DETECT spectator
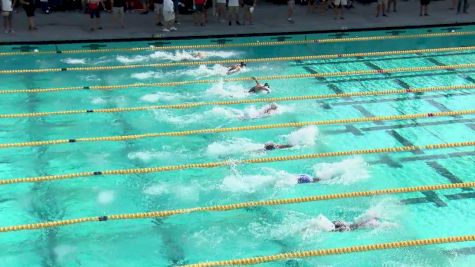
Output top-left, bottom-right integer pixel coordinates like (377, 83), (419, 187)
(2, 0), (15, 33)
(172, 0), (179, 24)
(288, 0), (295, 23)
(243, 0), (255, 25)
(376, 0), (387, 17)
(333, 0), (346, 19)
(20, 0), (37, 30)
(140, 0), (150, 13)
(204, 0), (212, 23)
(216, 0), (227, 22)
(456, 0), (469, 13)
(112, 0), (125, 28)
(420, 0), (429, 16)
(227, 0), (240, 25)
(162, 0), (176, 31)
(387, 0), (396, 12)
(193, 0), (206, 26)
(87, 0), (103, 31)
(154, 0), (163, 26)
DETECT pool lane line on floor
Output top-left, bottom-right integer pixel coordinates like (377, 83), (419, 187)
(0, 140), (474, 186)
(1, 63), (475, 94)
(1, 180), (475, 233)
(2, 45), (475, 74)
(1, 84), (474, 119)
(1, 109), (474, 149)
(184, 234), (475, 267)
(1, 31), (474, 57)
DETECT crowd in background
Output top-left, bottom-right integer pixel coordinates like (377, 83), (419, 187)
(1, 0), (471, 34)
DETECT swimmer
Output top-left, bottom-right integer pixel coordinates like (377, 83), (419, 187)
(227, 62), (246, 75)
(193, 52), (206, 59)
(332, 216), (381, 232)
(296, 174), (321, 184)
(263, 142), (293, 151)
(262, 103), (278, 115)
(249, 77), (271, 94)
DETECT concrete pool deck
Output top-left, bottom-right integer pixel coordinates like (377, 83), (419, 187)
(0, 1), (473, 44)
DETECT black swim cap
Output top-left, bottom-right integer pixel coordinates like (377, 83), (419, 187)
(241, 62), (246, 66)
(264, 83), (269, 87)
(264, 143), (276, 150)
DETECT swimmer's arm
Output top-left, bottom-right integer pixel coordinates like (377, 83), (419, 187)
(252, 77), (260, 85)
(312, 177), (322, 183)
(276, 144), (293, 149)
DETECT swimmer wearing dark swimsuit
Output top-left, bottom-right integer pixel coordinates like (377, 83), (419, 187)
(264, 142), (293, 151)
(227, 62), (246, 75)
(249, 77), (270, 94)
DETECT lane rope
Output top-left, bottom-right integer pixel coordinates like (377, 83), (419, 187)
(183, 234), (475, 266)
(1, 84), (474, 119)
(1, 63), (475, 94)
(1, 46), (475, 74)
(1, 109), (474, 149)
(0, 141), (474, 186)
(0, 31), (474, 56)
(1, 181), (474, 232)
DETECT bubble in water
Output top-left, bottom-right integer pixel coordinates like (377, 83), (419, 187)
(97, 190), (115, 205)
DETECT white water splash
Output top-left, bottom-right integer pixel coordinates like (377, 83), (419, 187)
(91, 97), (107, 105)
(131, 71), (163, 80)
(285, 125), (319, 147)
(313, 157), (370, 185)
(116, 55), (149, 64)
(184, 64), (230, 77)
(128, 150), (175, 163)
(140, 91), (183, 103)
(205, 80), (249, 99)
(61, 58), (86, 64)
(206, 138), (263, 157)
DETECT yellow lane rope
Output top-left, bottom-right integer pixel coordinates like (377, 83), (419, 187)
(1, 181), (475, 232)
(183, 234), (475, 267)
(1, 63), (474, 94)
(1, 109), (474, 149)
(0, 141), (474, 186)
(0, 31), (474, 56)
(1, 84), (474, 119)
(1, 45), (475, 74)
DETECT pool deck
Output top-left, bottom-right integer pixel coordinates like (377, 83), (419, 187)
(0, 1), (474, 44)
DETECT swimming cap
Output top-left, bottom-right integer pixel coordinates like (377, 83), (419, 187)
(297, 174), (312, 184)
(264, 143), (276, 150)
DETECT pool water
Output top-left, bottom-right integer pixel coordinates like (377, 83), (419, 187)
(1, 25), (475, 266)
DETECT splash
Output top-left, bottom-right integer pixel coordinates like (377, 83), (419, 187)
(354, 198), (401, 229)
(116, 55), (149, 64)
(61, 58), (86, 64)
(313, 156), (370, 185)
(205, 80), (249, 99)
(206, 138), (263, 157)
(128, 150), (174, 163)
(149, 50), (239, 61)
(139, 91), (182, 103)
(286, 125), (319, 147)
(220, 167), (297, 193)
(184, 64), (229, 77)
(97, 190), (115, 205)
(91, 97), (107, 105)
(131, 71), (162, 80)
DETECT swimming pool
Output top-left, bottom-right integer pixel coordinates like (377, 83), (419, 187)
(1, 25), (475, 266)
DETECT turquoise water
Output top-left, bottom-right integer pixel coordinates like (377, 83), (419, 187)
(1, 25), (475, 266)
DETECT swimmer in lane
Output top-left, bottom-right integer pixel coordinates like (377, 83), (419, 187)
(227, 62), (246, 75)
(249, 77), (271, 94)
(332, 216), (382, 232)
(296, 174), (322, 184)
(192, 52), (206, 59)
(263, 142), (293, 151)
(262, 103), (278, 115)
